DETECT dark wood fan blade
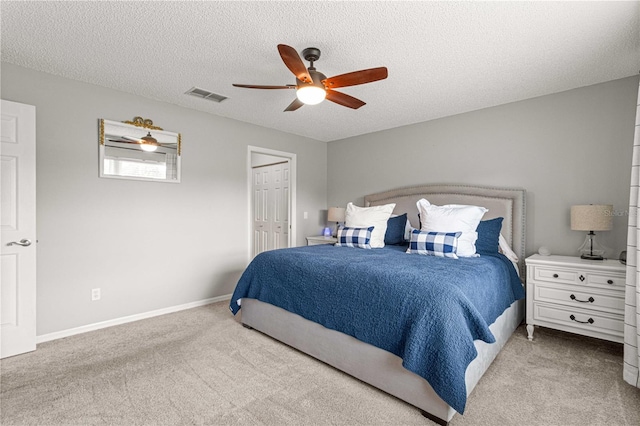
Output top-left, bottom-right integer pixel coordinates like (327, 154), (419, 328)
(277, 44), (312, 84)
(284, 98), (304, 112)
(322, 67), (388, 89)
(233, 84), (295, 89)
(325, 90), (366, 109)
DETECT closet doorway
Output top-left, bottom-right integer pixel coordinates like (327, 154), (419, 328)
(248, 146), (296, 259)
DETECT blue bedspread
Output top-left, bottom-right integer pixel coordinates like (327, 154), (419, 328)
(229, 244), (524, 414)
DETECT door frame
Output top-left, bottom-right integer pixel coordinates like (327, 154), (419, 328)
(247, 146), (296, 261)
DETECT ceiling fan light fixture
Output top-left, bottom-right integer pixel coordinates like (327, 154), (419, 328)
(140, 132), (159, 152)
(296, 85), (326, 105)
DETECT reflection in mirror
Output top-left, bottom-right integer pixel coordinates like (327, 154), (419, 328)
(99, 118), (181, 183)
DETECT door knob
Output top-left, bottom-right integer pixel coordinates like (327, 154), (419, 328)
(7, 239), (31, 247)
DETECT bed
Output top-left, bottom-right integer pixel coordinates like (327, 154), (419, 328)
(230, 184), (526, 425)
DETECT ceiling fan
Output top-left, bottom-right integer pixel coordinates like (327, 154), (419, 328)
(233, 44), (388, 111)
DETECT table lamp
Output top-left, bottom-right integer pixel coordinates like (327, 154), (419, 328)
(570, 204), (613, 260)
(327, 207), (346, 237)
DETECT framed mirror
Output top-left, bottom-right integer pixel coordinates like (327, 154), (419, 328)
(99, 118), (181, 183)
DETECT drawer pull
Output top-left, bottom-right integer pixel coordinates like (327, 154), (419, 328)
(570, 314), (594, 325)
(553, 274), (559, 278)
(579, 275), (585, 282)
(570, 294), (594, 303)
(607, 279), (614, 285)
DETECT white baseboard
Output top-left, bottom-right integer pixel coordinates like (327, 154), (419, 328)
(36, 294), (232, 344)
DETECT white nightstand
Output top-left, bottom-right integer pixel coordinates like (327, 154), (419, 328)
(525, 254), (625, 343)
(306, 236), (337, 246)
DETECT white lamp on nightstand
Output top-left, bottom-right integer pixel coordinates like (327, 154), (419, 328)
(327, 207), (346, 237)
(570, 204), (613, 260)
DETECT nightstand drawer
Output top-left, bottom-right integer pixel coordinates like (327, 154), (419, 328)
(534, 267), (580, 285)
(533, 303), (623, 337)
(588, 273), (624, 288)
(535, 285), (623, 315)
(533, 266), (624, 290)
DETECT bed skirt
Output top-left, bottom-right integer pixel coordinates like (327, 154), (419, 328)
(240, 296), (524, 425)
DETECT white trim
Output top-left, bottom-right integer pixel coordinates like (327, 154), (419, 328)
(247, 146), (297, 262)
(35, 294), (231, 344)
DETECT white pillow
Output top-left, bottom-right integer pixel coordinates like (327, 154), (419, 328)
(499, 234), (520, 277)
(404, 218), (412, 241)
(345, 202), (395, 248)
(416, 198), (431, 214)
(416, 200), (487, 257)
(499, 234), (519, 263)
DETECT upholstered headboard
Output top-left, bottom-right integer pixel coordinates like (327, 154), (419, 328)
(364, 184), (526, 276)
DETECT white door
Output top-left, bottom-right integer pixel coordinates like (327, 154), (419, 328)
(252, 161), (290, 257)
(273, 162), (290, 250)
(1, 99), (37, 358)
(252, 166), (271, 256)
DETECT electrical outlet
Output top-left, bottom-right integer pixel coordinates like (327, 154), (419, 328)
(303, 211), (308, 219)
(91, 288), (101, 301)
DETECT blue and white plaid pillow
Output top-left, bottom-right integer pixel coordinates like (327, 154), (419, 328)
(335, 226), (374, 249)
(407, 229), (462, 258)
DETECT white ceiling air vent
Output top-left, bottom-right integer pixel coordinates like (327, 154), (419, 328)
(185, 87), (228, 103)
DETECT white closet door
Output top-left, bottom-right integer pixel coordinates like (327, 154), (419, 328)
(279, 163), (290, 249)
(251, 161), (290, 256)
(272, 163), (290, 250)
(253, 167), (271, 257)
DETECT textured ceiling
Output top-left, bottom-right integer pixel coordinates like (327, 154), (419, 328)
(1, 1), (639, 142)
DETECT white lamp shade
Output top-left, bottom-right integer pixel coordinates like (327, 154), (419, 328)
(327, 207), (346, 222)
(296, 85), (326, 105)
(570, 204), (613, 231)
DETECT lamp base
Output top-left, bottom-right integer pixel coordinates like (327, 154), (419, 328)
(577, 231), (607, 261)
(580, 253), (604, 261)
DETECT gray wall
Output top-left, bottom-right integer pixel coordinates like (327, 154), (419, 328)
(1, 63), (327, 336)
(3, 60), (636, 337)
(328, 76), (639, 259)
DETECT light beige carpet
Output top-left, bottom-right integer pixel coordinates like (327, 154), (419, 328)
(1, 301), (638, 425)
